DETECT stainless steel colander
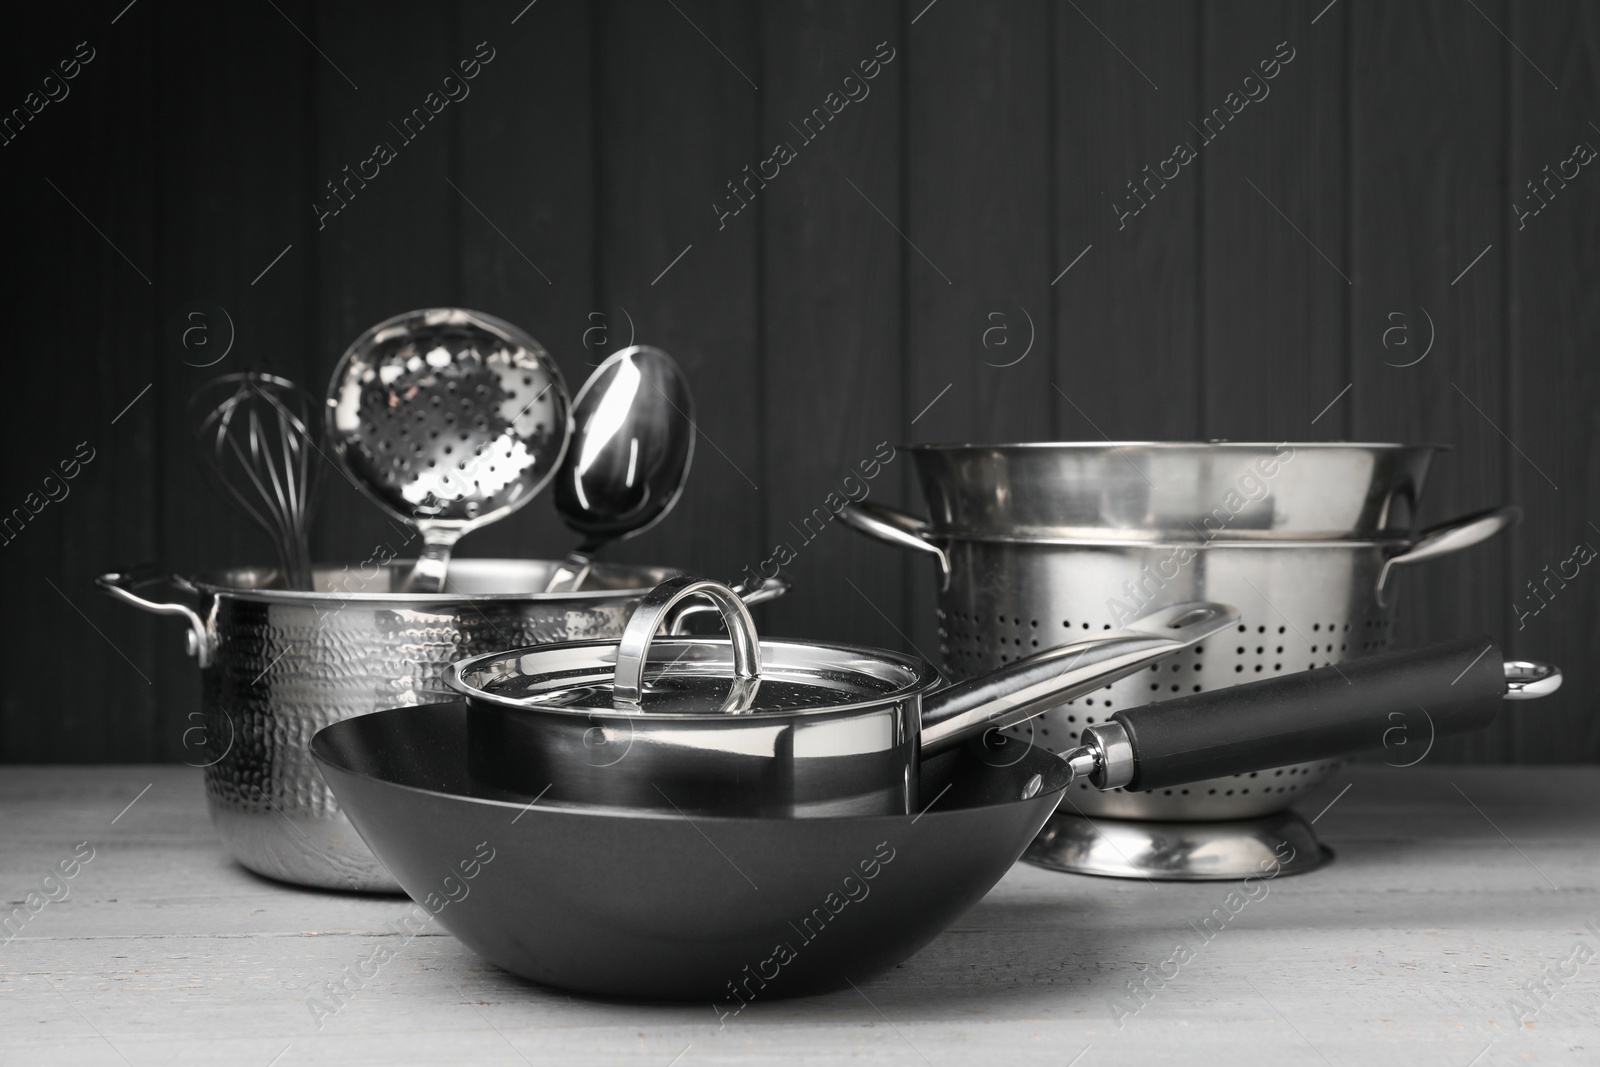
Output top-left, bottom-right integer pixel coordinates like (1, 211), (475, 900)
(840, 441), (1518, 821)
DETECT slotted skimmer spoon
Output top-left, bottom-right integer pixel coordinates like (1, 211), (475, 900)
(543, 345), (695, 592)
(326, 308), (571, 593)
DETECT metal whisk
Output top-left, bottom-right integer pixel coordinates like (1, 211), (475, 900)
(192, 373), (323, 590)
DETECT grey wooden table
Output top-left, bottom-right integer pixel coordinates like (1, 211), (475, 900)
(2, 764), (1597, 1066)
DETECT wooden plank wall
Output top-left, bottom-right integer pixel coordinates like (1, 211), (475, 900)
(2, 0), (1596, 764)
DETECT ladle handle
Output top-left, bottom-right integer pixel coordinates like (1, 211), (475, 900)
(919, 601), (1239, 755)
(614, 577), (762, 713)
(403, 529), (460, 594)
(1090, 638), (1561, 792)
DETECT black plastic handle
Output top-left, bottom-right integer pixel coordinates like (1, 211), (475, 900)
(1113, 638), (1505, 792)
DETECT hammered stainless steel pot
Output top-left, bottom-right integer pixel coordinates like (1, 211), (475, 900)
(840, 441), (1520, 821)
(448, 577), (1237, 817)
(97, 560), (786, 891)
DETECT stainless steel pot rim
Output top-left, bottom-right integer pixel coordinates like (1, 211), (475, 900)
(448, 636), (944, 721)
(903, 440), (1452, 452)
(180, 559), (689, 604)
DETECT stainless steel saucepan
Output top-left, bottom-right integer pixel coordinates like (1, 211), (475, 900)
(97, 561), (787, 890)
(448, 578), (1239, 816)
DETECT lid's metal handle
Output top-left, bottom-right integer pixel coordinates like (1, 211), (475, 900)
(613, 577), (762, 713)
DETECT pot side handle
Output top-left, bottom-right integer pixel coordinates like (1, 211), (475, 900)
(1377, 504), (1521, 601)
(838, 502), (951, 589)
(95, 569), (213, 668)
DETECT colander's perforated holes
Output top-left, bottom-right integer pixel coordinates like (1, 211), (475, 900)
(1276, 646), (1283, 653)
(1181, 788), (1191, 795)
(1103, 624), (1111, 629)
(1255, 665), (1264, 672)
(1104, 700), (1113, 708)
(1031, 639), (1039, 647)
(1085, 716), (1096, 724)
(1085, 698), (1094, 706)
(1237, 646), (1245, 654)
(1150, 665), (1160, 672)
(1274, 664), (1282, 671)
(1248, 772), (1258, 778)
(1192, 684), (1201, 692)
(1256, 646), (1264, 654)
(1258, 626), (1266, 633)
(1066, 715), (1076, 723)
(1236, 665), (1244, 673)
(1171, 664), (1181, 672)
(1193, 663), (1202, 671)
(1170, 684), (1180, 691)
(1313, 623), (1321, 631)
(1031, 620), (1038, 628)
(1208, 788), (1217, 795)
(1279, 626), (1286, 634)
(1238, 625), (1247, 633)
(1225, 789), (1235, 796)
(1150, 683), (1160, 691)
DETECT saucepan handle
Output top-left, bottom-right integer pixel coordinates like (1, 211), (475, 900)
(1376, 505), (1521, 601)
(838, 502), (952, 590)
(95, 568), (213, 668)
(1087, 638), (1560, 792)
(919, 601), (1240, 755)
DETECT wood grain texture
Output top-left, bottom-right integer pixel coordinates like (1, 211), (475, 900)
(1349, 0), (1513, 762)
(758, 2), (906, 648)
(1200, 0), (1349, 442)
(2, 764), (1597, 1064)
(1, 1), (1598, 765)
(309, 0), (464, 568)
(593, 0), (764, 588)
(1505, 1), (1600, 761)
(905, 0), (1055, 660)
(1055, 0), (1203, 441)
(2, 3), (162, 761)
(455, 0), (594, 564)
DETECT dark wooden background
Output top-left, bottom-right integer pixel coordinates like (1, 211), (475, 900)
(2, 0), (1596, 764)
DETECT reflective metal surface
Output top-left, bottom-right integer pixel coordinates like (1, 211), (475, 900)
(311, 702), (1073, 1000)
(449, 582), (1232, 817)
(97, 560), (786, 891)
(326, 308), (571, 592)
(1024, 807), (1332, 880)
(545, 346), (694, 592)
(191, 373), (323, 590)
(845, 502), (1517, 821)
(907, 441), (1443, 542)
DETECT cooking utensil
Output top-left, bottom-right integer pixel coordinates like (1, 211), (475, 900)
(326, 308), (571, 594)
(449, 577), (1238, 816)
(191, 373), (323, 591)
(839, 442), (1518, 823)
(543, 345), (695, 593)
(311, 640), (1556, 1000)
(96, 561), (788, 891)
(903, 441), (1443, 542)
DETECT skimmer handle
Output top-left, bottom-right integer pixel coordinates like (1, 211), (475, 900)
(613, 577), (762, 713)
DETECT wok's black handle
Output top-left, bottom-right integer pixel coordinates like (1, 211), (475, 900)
(1112, 638), (1505, 792)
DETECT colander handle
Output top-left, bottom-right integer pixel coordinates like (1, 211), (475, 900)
(1377, 505), (1521, 600)
(95, 569), (213, 668)
(838, 503), (951, 589)
(1076, 638), (1560, 793)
